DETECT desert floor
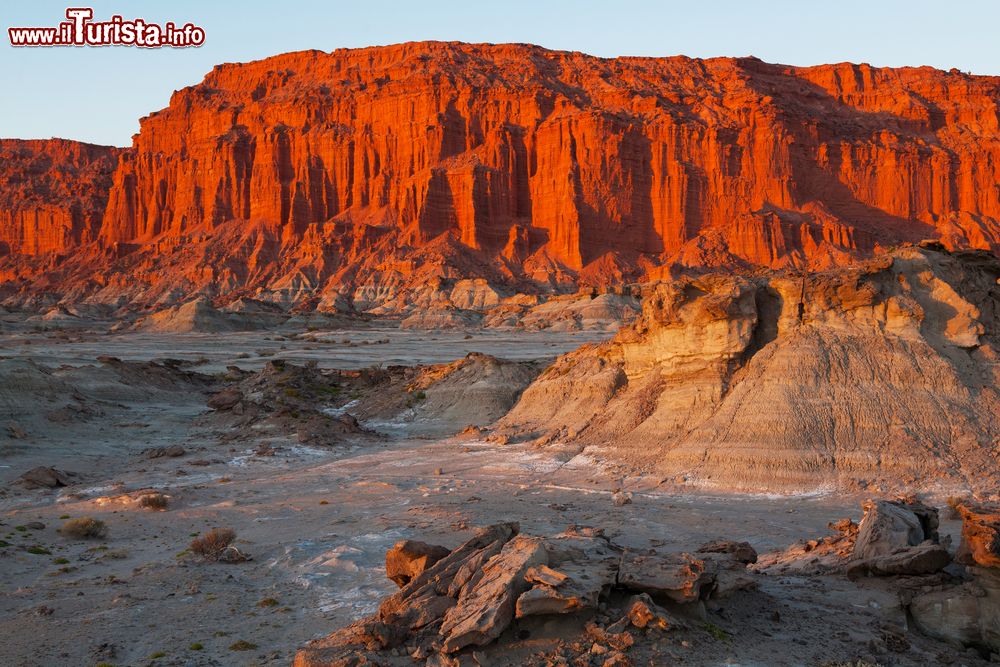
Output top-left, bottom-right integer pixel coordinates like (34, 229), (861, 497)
(0, 323), (981, 667)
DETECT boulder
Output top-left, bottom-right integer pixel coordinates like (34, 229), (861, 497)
(751, 518), (858, 575)
(617, 551), (715, 603)
(17, 466), (72, 489)
(385, 540), (451, 587)
(611, 491), (633, 507)
(852, 499), (939, 560)
(207, 388), (244, 411)
(524, 564), (569, 587)
(909, 568), (1000, 653)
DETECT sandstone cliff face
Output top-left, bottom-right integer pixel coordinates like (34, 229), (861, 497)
(0, 139), (119, 257)
(2, 43), (1000, 309)
(495, 246), (1000, 494)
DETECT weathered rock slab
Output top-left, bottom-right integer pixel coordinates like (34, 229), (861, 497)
(385, 539), (451, 587)
(846, 543), (951, 578)
(617, 551), (714, 603)
(440, 535), (547, 652)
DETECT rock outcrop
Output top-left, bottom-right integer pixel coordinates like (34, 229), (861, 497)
(349, 352), (543, 437)
(755, 500), (1000, 655)
(295, 523), (749, 666)
(3, 43), (1000, 311)
(907, 503), (1000, 655)
(754, 498), (950, 578)
(494, 246), (1000, 494)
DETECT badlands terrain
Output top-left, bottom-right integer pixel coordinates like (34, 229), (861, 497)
(1, 41), (1000, 667)
(1, 244), (999, 667)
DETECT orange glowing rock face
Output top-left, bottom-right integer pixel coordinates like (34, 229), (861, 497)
(1, 43), (999, 304)
(0, 139), (119, 257)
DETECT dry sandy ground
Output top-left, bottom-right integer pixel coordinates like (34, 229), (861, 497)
(1, 324), (607, 373)
(0, 324), (988, 667)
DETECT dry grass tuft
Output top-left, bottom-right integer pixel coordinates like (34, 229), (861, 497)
(59, 517), (107, 539)
(138, 493), (169, 510)
(190, 528), (247, 562)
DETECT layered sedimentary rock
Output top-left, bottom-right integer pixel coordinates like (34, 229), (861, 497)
(0, 139), (119, 257)
(494, 246), (1000, 493)
(2, 43), (1000, 309)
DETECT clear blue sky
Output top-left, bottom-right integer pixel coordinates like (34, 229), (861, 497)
(1, 0), (996, 146)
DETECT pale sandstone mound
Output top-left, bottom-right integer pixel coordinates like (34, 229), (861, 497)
(400, 306), (484, 330)
(495, 247), (1000, 494)
(504, 292), (641, 332)
(351, 352), (542, 437)
(133, 298), (266, 333)
(400, 290), (640, 331)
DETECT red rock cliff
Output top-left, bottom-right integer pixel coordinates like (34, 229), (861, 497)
(2, 43), (1000, 306)
(0, 139), (119, 257)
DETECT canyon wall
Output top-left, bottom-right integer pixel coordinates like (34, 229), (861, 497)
(2, 43), (1000, 308)
(0, 139), (119, 257)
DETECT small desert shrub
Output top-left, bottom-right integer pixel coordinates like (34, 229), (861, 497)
(190, 528), (246, 562)
(189, 642), (203, 650)
(52, 557), (69, 564)
(257, 597), (279, 607)
(138, 493), (169, 510)
(26, 545), (51, 555)
(59, 517), (108, 539)
(229, 640), (257, 651)
(703, 621), (730, 641)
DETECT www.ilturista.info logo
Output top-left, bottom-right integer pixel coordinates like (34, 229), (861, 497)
(8, 8), (205, 47)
